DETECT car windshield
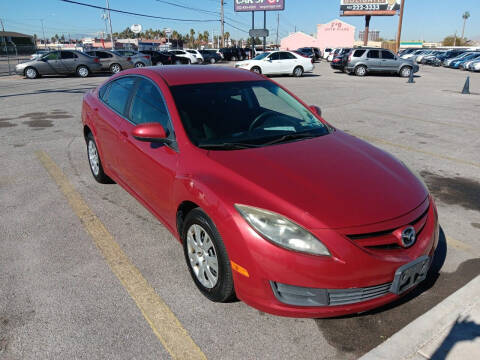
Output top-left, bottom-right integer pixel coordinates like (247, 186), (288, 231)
(253, 52), (270, 60)
(170, 80), (329, 150)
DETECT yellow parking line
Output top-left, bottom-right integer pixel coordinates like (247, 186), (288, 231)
(351, 133), (480, 169)
(446, 236), (477, 254)
(36, 150), (207, 360)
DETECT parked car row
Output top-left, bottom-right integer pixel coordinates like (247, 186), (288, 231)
(399, 47), (480, 72)
(329, 47), (418, 77)
(295, 47), (322, 62)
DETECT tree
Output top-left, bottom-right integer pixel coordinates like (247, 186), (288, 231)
(203, 31), (209, 44)
(224, 32), (230, 46)
(461, 11), (470, 39)
(442, 35), (472, 46)
(189, 28), (195, 47)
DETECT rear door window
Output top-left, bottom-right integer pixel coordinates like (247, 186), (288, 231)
(61, 51), (77, 59)
(97, 51), (113, 59)
(280, 52), (296, 60)
(104, 77), (136, 115)
(367, 50), (380, 59)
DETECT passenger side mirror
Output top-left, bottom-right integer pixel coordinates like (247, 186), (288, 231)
(309, 105), (322, 117)
(132, 123), (168, 143)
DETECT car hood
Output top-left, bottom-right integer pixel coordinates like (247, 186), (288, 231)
(206, 131), (428, 229)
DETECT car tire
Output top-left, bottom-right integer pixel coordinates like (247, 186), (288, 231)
(355, 65), (367, 77)
(251, 66), (262, 74)
(76, 65), (90, 78)
(134, 62), (145, 68)
(86, 132), (113, 184)
(110, 63), (122, 74)
(400, 66), (412, 78)
(293, 66), (304, 77)
(25, 67), (38, 79)
(182, 208), (235, 303)
(175, 59), (182, 65)
(231, 56), (237, 61)
(209, 58), (216, 64)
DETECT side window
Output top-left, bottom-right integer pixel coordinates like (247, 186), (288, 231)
(105, 77), (136, 115)
(353, 49), (366, 57)
(43, 52), (59, 60)
(382, 50), (395, 59)
(269, 52), (280, 60)
(280, 52), (296, 60)
(367, 50), (380, 59)
(99, 82), (111, 101)
(61, 51), (77, 59)
(97, 51), (113, 59)
(129, 79), (172, 135)
(85, 51), (95, 57)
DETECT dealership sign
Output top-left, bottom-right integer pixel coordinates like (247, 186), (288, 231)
(340, 0), (400, 16)
(234, 0), (285, 12)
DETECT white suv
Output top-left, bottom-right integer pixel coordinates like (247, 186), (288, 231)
(185, 49), (204, 63)
(168, 50), (198, 64)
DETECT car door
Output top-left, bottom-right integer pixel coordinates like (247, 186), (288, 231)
(96, 76), (137, 175)
(365, 50), (382, 71)
(279, 52), (298, 73)
(116, 77), (178, 222)
(60, 51), (78, 73)
(95, 50), (114, 70)
(263, 52), (281, 74)
(380, 50), (398, 72)
(38, 51), (65, 74)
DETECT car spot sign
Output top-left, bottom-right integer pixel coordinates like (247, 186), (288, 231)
(234, 0), (285, 12)
(340, 0), (400, 16)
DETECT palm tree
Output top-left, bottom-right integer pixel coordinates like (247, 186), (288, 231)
(461, 11), (470, 39)
(224, 32), (230, 46)
(189, 29), (196, 47)
(203, 31), (209, 45)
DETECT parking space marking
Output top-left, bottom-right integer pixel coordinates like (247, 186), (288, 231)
(36, 150), (207, 360)
(446, 236), (477, 255)
(352, 133), (480, 169)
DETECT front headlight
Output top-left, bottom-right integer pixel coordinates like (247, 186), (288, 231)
(235, 204), (330, 256)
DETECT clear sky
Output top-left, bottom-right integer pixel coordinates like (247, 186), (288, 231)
(1, 0), (479, 42)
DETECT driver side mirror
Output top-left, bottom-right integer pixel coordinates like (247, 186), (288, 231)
(132, 123), (168, 143)
(309, 105), (322, 117)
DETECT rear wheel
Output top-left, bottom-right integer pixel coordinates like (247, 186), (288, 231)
(76, 65), (90, 78)
(86, 132), (113, 184)
(251, 66), (262, 74)
(293, 66), (304, 77)
(175, 59), (182, 65)
(110, 63), (122, 74)
(355, 65), (367, 76)
(231, 56), (237, 61)
(209, 58), (216, 64)
(182, 208), (235, 302)
(134, 62), (145, 68)
(400, 66), (412, 78)
(25, 67), (38, 79)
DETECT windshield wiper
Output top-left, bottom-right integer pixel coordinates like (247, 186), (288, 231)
(198, 142), (260, 150)
(260, 132), (320, 146)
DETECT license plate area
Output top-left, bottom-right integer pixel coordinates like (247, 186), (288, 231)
(390, 255), (430, 295)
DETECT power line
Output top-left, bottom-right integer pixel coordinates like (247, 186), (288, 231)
(154, 0), (219, 15)
(224, 21), (248, 34)
(59, 0), (219, 22)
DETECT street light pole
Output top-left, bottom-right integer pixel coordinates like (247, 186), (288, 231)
(395, 0), (405, 53)
(220, 0), (224, 48)
(40, 19), (47, 49)
(106, 0), (114, 50)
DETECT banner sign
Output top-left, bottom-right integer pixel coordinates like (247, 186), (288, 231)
(235, 0), (285, 12)
(340, 0), (400, 16)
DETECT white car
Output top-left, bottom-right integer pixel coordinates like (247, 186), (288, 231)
(235, 51), (314, 77)
(168, 50), (199, 64)
(327, 48), (339, 62)
(185, 49), (204, 63)
(323, 48), (332, 59)
(472, 61), (480, 71)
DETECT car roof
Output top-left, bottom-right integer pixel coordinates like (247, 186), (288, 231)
(133, 66), (265, 86)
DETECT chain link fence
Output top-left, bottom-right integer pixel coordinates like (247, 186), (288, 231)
(0, 42), (36, 76)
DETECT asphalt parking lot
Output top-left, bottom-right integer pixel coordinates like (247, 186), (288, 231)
(1, 62), (479, 359)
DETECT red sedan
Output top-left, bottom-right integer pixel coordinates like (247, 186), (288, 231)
(81, 66), (439, 318)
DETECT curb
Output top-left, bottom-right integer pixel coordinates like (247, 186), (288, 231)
(359, 275), (480, 360)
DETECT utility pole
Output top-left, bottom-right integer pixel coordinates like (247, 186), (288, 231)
(363, 15), (371, 46)
(453, 30), (457, 47)
(106, 0), (114, 49)
(220, 0), (224, 47)
(0, 18), (11, 74)
(276, 13), (279, 49)
(40, 19), (47, 48)
(395, 0), (405, 53)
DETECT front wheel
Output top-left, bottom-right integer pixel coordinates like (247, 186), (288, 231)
(110, 63), (122, 74)
(400, 66), (412, 78)
(25, 67), (38, 79)
(293, 66), (304, 77)
(86, 133), (113, 184)
(182, 208), (235, 302)
(231, 56), (237, 61)
(251, 66), (262, 74)
(76, 65), (90, 78)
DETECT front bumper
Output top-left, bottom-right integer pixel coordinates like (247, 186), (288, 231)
(220, 197), (439, 318)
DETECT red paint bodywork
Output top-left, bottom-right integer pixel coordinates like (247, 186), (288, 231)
(82, 66), (438, 318)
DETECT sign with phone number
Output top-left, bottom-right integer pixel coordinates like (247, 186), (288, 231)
(340, 0), (400, 12)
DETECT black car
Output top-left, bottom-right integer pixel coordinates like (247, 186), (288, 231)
(219, 48), (245, 61)
(296, 47), (322, 62)
(330, 48), (352, 72)
(199, 49), (222, 64)
(140, 50), (173, 65)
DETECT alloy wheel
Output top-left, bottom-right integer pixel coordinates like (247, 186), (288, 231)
(88, 140), (100, 176)
(26, 68), (37, 79)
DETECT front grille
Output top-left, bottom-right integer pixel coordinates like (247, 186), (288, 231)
(271, 281), (392, 307)
(346, 207), (429, 250)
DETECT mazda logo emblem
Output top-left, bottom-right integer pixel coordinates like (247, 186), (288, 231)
(401, 226), (416, 248)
